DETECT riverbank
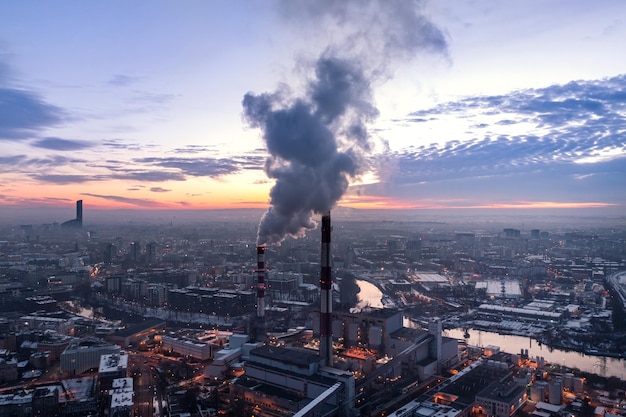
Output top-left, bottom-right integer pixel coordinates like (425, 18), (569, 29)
(444, 328), (626, 379)
(445, 318), (625, 359)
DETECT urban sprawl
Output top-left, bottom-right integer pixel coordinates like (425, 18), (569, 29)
(0, 206), (625, 417)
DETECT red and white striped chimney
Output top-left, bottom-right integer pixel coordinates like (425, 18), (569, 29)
(256, 246), (266, 318)
(320, 211), (333, 367)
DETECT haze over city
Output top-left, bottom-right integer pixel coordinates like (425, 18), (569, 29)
(1, 0), (625, 226)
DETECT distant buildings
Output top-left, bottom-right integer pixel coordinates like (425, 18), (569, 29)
(61, 200), (82, 229)
(161, 334), (214, 361)
(105, 318), (165, 348)
(0, 376), (98, 417)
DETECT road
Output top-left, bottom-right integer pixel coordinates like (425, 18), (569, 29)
(128, 354), (162, 417)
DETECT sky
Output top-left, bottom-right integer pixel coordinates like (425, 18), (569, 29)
(0, 0), (625, 229)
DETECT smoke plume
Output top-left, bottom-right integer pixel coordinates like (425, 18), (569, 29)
(244, 0), (448, 245)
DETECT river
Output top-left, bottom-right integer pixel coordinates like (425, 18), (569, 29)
(353, 280), (626, 379)
(444, 328), (626, 379)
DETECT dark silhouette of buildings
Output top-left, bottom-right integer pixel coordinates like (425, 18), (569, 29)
(61, 200), (83, 228)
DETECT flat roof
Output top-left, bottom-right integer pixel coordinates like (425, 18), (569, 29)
(61, 376), (97, 402)
(99, 353), (128, 373)
(110, 392), (133, 408)
(436, 362), (511, 407)
(478, 304), (562, 319)
(112, 377), (133, 391)
(477, 381), (526, 403)
(414, 273), (449, 283)
(251, 345), (319, 368)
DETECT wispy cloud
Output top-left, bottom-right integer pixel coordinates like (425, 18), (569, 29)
(129, 91), (176, 104)
(135, 155), (265, 178)
(173, 145), (219, 154)
(1, 155), (87, 174)
(150, 187), (170, 193)
(110, 170), (186, 182)
(31, 174), (95, 184)
(32, 137), (93, 151)
(0, 88), (65, 140)
(107, 74), (143, 87)
(81, 193), (163, 207)
(372, 74), (626, 206)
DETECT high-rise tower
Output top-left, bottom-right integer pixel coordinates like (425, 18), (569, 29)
(61, 200), (83, 228)
(76, 200), (83, 226)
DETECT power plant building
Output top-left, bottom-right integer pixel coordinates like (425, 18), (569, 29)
(231, 345), (355, 416)
(319, 308), (403, 352)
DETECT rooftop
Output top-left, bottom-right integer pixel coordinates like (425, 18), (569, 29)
(99, 353), (129, 374)
(110, 392), (133, 408)
(251, 345), (319, 368)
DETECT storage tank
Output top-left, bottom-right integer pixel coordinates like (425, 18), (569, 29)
(572, 376), (584, 394)
(549, 379), (562, 404)
(564, 373), (573, 390)
(530, 381), (548, 402)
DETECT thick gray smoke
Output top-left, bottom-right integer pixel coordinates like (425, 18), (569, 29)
(244, 57), (376, 245)
(244, 0), (448, 245)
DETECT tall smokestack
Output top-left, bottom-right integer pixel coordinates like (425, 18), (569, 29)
(255, 246), (267, 341)
(256, 246), (266, 318)
(320, 211), (333, 367)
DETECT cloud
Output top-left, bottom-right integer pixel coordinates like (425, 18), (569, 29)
(81, 193), (162, 207)
(0, 196), (73, 206)
(0, 87), (65, 140)
(129, 91), (176, 104)
(0, 155), (27, 171)
(150, 187), (170, 193)
(111, 170), (186, 182)
(173, 145), (218, 154)
(32, 137), (93, 151)
(1, 155), (87, 174)
(107, 74), (142, 87)
(31, 174), (95, 184)
(135, 156), (264, 178)
(374, 74), (626, 206)
(103, 139), (146, 151)
(5, 145), (261, 186)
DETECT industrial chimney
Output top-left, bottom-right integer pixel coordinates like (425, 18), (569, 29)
(255, 246), (267, 341)
(320, 212), (333, 367)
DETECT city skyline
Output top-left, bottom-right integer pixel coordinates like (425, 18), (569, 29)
(1, 0), (625, 217)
